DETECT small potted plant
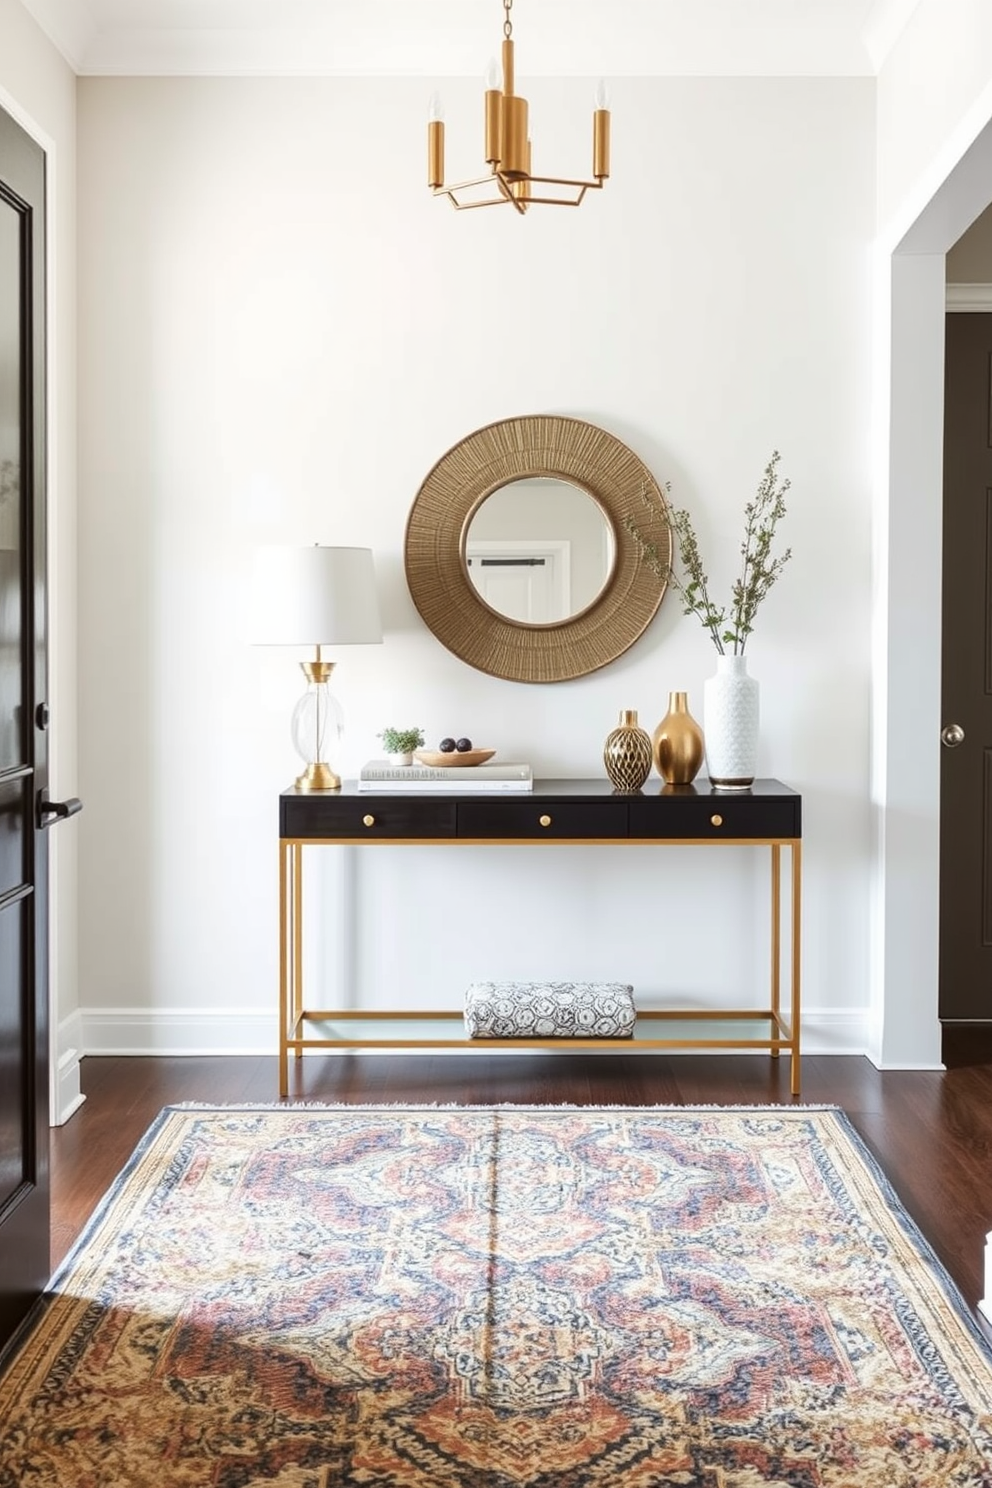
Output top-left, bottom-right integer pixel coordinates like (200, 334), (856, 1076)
(378, 726), (425, 767)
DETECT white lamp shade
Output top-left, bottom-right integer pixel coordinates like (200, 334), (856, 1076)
(252, 545), (383, 646)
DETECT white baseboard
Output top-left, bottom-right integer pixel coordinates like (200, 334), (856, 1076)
(798, 1009), (871, 1056)
(75, 1005), (872, 1058)
(52, 1009), (85, 1126)
(982, 1234), (992, 1322)
(79, 1007), (277, 1056)
(867, 1060), (946, 1071)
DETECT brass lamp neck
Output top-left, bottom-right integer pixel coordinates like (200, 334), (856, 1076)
(300, 654), (335, 685)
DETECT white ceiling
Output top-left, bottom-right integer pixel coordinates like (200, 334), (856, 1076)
(18, 0), (922, 77)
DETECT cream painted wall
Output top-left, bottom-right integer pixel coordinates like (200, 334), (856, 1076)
(947, 201), (992, 280)
(0, 0), (79, 1111)
(877, 0), (992, 238)
(75, 75), (874, 1055)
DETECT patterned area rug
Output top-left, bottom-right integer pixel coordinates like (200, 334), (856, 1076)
(2, 1104), (992, 1487)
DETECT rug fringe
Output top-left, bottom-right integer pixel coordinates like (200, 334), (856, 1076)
(166, 1100), (842, 1112)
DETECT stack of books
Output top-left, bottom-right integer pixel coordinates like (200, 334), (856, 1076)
(357, 760), (533, 792)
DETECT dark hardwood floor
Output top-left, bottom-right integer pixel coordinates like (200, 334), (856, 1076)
(50, 1053), (992, 1319)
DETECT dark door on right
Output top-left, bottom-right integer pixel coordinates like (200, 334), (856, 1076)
(940, 311), (992, 1053)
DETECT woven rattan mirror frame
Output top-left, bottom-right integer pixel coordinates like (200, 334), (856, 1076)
(404, 415), (671, 683)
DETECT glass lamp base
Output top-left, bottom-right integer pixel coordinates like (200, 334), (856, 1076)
(291, 656), (344, 792)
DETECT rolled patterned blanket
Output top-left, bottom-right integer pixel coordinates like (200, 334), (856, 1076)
(464, 980), (636, 1039)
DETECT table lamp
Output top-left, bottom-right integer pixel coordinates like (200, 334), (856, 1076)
(253, 545), (383, 791)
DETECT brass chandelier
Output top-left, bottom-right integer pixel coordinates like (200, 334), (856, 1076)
(427, 0), (611, 213)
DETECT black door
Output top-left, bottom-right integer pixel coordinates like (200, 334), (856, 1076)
(0, 103), (51, 1352)
(939, 311), (992, 1056)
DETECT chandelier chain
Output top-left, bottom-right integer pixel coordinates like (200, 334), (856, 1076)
(503, 0), (512, 41)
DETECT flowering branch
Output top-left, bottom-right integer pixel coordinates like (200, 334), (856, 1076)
(625, 451), (792, 655)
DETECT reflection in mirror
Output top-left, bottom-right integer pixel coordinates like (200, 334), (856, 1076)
(464, 477), (615, 624)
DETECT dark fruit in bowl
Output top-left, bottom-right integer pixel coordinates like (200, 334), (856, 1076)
(455, 737), (473, 752)
(438, 737), (456, 752)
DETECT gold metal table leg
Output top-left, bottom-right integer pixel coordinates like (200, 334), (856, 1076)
(770, 843), (781, 1057)
(791, 840), (803, 1096)
(293, 842), (304, 1058)
(279, 840), (289, 1098)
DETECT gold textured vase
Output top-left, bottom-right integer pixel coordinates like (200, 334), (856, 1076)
(603, 709), (653, 792)
(652, 691), (705, 784)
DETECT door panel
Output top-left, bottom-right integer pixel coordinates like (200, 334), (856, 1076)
(940, 313), (992, 1030)
(0, 192), (23, 768)
(0, 900), (27, 1208)
(0, 102), (49, 1355)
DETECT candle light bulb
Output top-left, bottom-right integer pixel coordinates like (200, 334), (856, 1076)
(595, 78), (610, 110)
(428, 92), (444, 123)
(485, 57), (500, 91)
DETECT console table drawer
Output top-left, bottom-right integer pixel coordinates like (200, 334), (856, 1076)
(281, 796), (457, 839)
(457, 799), (628, 840)
(627, 793), (801, 840)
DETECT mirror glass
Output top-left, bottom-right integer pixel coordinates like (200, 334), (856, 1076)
(464, 477), (615, 625)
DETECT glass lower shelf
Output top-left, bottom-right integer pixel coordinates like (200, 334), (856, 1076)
(289, 1012), (794, 1050)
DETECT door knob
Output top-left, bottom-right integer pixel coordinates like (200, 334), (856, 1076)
(941, 723), (965, 748)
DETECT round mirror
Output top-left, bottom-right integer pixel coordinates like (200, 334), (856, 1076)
(464, 477), (616, 626)
(405, 414), (671, 684)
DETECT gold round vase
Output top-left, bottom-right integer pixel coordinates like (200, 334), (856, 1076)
(603, 709), (653, 792)
(652, 691), (705, 784)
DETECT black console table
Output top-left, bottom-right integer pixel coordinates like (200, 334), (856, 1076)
(278, 778), (802, 1096)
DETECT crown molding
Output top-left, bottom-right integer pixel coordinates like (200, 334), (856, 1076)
(17, 0), (98, 72)
(15, 0), (885, 79)
(946, 283), (992, 312)
(861, 0), (923, 72)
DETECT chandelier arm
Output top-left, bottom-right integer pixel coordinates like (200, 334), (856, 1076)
(433, 174), (526, 213)
(523, 174), (603, 190)
(443, 194), (512, 211)
(519, 192), (584, 207)
(496, 172), (527, 214)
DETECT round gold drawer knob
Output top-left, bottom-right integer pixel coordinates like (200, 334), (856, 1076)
(710, 814), (723, 827)
(539, 814), (552, 827)
(363, 814), (375, 827)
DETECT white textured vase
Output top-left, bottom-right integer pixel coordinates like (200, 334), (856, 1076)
(703, 654), (759, 788)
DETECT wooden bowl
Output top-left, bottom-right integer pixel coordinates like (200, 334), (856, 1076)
(414, 748), (496, 768)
